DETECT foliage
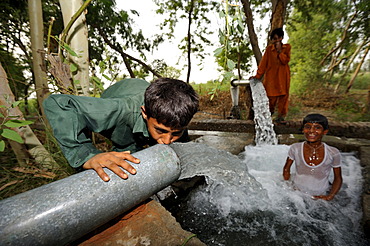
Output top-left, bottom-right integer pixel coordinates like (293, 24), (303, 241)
(17, 99), (39, 116)
(152, 59), (182, 79)
(0, 98), (73, 200)
(330, 72), (370, 91)
(287, 9), (335, 94)
(334, 93), (369, 121)
(0, 124), (74, 200)
(215, 1), (253, 75)
(349, 72), (370, 90)
(191, 79), (230, 96)
(0, 47), (28, 100)
(89, 45), (125, 94)
(154, 0), (220, 72)
(0, 0), (65, 100)
(1, 0), (158, 98)
(0, 102), (33, 152)
(288, 0), (370, 95)
(0, 0), (31, 100)
(86, 0), (154, 78)
(212, 1), (254, 99)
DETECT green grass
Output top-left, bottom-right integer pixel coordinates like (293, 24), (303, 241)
(191, 80), (230, 96)
(334, 91), (370, 122)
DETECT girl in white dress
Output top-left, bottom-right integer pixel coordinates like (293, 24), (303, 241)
(283, 114), (342, 201)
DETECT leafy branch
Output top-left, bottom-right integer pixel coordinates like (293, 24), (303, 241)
(212, 0), (246, 100)
(0, 102), (33, 152)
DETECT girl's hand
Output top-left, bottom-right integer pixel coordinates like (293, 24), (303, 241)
(283, 169), (290, 180)
(312, 194), (335, 201)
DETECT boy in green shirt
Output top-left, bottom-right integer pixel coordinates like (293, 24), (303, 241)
(43, 77), (199, 181)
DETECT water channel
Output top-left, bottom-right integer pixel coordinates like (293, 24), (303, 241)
(164, 79), (368, 245)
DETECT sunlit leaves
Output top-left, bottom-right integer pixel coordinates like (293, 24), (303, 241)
(227, 59), (235, 70)
(1, 129), (23, 144)
(0, 101), (33, 151)
(0, 140), (5, 151)
(70, 63), (78, 73)
(4, 120), (33, 128)
(52, 35), (80, 57)
(214, 47), (224, 57)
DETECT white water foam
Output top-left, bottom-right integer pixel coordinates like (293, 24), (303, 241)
(171, 142), (367, 246)
(249, 79), (278, 145)
(167, 78), (367, 245)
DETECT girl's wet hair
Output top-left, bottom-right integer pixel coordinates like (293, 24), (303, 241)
(301, 113), (329, 130)
(144, 78), (199, 129)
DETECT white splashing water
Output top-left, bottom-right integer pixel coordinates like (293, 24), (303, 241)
(249, 79), (278, 145)
(167, 78), (366, 245)
(171, 143), (367, 246)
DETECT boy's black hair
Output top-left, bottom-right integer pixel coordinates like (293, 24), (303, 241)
(144, 78), (199, 129)
(301, 113), (329, 130)
(270, 27), (284, 40)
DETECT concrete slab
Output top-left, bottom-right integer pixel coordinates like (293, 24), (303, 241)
(74, 200), (206, 246)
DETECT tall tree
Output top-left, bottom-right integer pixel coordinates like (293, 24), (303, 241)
(216, 1), (253, 78)
(87, 0), (160, 82)
(241, 0), (262, 65)
(59, 0), (90, 96)
(270, 0), (289, 32)
(345, 43), (370, 93)
(28, 0), (50, 118)
(288, 0), (370, 94)
(154, 0), (220, 83)
(241, 0), (289, 65)
(0, 0), (32, 100)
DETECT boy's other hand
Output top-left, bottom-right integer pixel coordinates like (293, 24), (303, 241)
(82, 151), (140, 182)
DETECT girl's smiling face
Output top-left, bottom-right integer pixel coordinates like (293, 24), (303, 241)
(302, 123), (328, 143)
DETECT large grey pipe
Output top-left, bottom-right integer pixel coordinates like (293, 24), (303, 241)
(0, 144), (180, 246)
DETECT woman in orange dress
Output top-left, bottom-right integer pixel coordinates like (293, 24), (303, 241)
(251, 27), (291, 123)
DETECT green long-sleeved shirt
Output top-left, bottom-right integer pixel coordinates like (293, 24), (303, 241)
(43, 78), (150, 168)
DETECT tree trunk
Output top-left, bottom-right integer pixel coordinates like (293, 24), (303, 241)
(186, 0), (195, 83)
(59, 0), (90, 96)
(335, 38), (369, 93)
(320, 11), (357, 66)
(365, 89), (370, 115)
(270, 0), (289, 33)
(334, 40), (366, 93)
(345, 44), (370, 93)
(27, 0), (50, 118)
(241, 0), (262, 65)
(0, 64), (58, 170)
